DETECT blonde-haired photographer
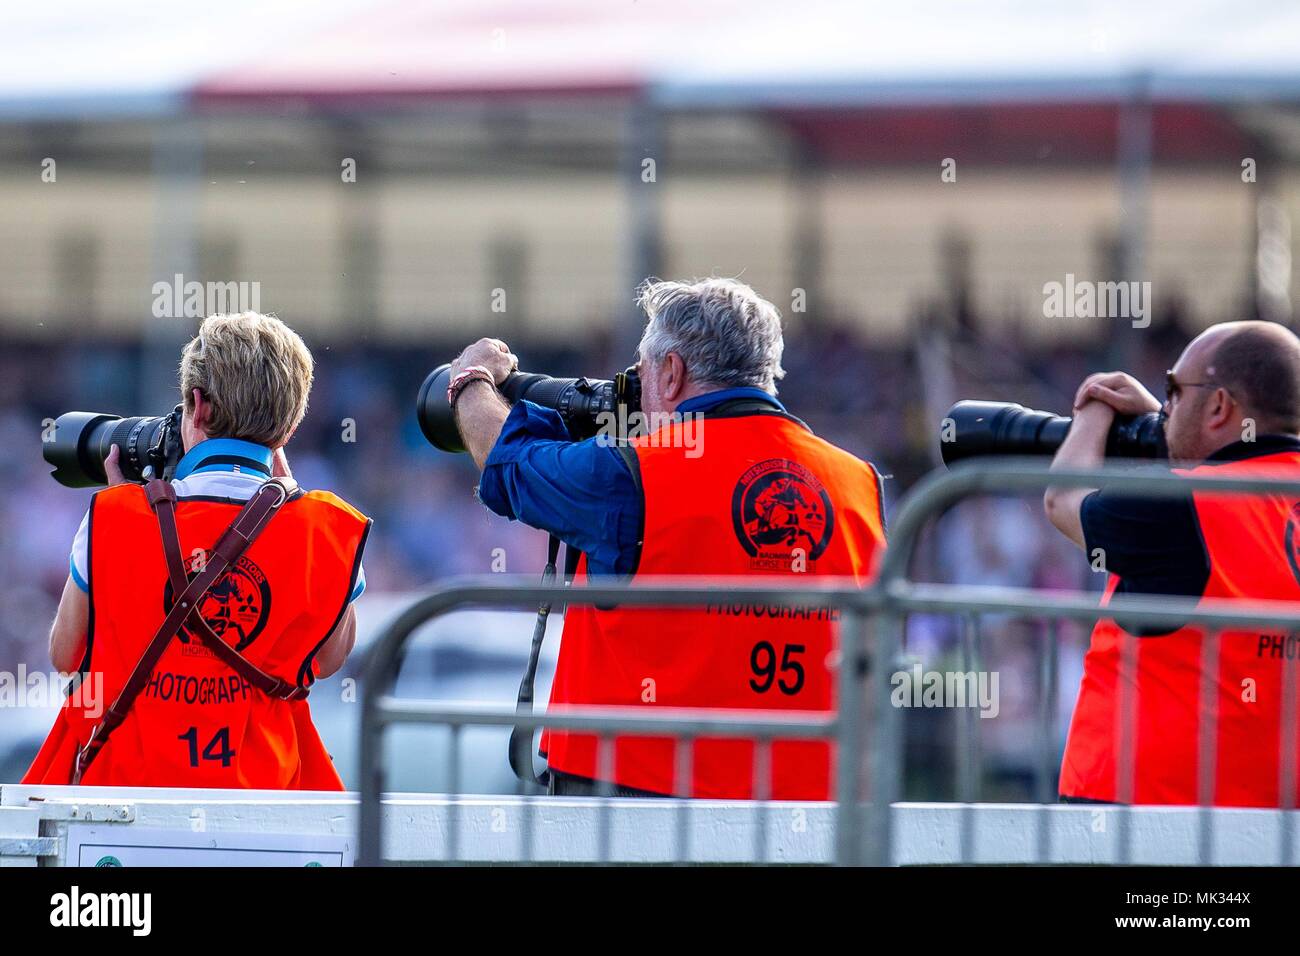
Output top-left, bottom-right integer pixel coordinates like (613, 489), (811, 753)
(27, 311), (370, 790)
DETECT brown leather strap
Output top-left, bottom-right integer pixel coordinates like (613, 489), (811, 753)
(151, 485), (308, 702)
(72, 477), (296, 784)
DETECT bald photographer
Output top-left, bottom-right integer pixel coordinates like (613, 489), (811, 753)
(1044, 320), (1300, 807)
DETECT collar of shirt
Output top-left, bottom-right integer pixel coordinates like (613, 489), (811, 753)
(69, 437), (368, 602)
(1203, 434), (1300, 465)
(174, 437), (274, 481)
(677, 387), (785, 415)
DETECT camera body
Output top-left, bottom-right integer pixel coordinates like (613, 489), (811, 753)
(417, 364), (642, 453)
(44, 405), (185, 487)
(940, 400), (1167, 466)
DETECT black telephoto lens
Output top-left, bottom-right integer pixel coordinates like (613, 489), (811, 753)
(44, 409), (180, 487)
(940, 400), (1166, 466)
(415, 366), (464, 453)
(416, 364), (625, 453)
(940, 401), (1071, 466)
(1107, 410), (1168, 459)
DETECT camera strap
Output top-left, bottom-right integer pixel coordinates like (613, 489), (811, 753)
(508, 534), (579, 788)
(150, 478), (311, 703)
(71, 477), (296, 785)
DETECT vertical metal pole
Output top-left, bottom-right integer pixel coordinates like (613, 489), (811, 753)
(1252, 160), (1293, 324)
(868, 610), (904, 866)
(519, 760), (536, 864)
(334, 117), (382, 333)
(753, 737), (772, 864)
(596, 736), (615, 864)
(957, 614), (981, 863)
(358, 696), (386, 867)
(1036, 619), (1060, 803)
(447, 724), (462, 864)
(1196, 629), (1221, 865)
(835, 609), (866, 865)
(1111, 76), (1152, 370)
(1280, 634), (1298, 866)
(1036, 619), (1060, 863)
(144, 117), (203, 412)
(674, 736), (694, 865)
(359, 597), (446, 867)
(1116, 631), (1139, 864)
(620, 96), (661, 362)
(791, 139), (824, 329)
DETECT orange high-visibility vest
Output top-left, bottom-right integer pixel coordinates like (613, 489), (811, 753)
(541, 408), (887, 799)
(23, 482), (369, 790)
(1060, 450), (1300, 806)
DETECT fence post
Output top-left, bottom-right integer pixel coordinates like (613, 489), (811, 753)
(866, 609), (905, 865)
(835, 608), (866, 865)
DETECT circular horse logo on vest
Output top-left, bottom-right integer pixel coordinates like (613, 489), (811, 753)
(163, 554), (272, 652)
(731, 458), (835, 570)
(1285, 502), (1300, 587)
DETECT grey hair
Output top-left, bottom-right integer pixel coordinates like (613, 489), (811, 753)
(635, 277), (786, 395)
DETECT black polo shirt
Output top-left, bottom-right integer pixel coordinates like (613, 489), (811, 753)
(1079, 434), (1300, 636)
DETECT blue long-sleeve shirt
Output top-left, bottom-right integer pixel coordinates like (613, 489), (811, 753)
(476, 388), (785, 576)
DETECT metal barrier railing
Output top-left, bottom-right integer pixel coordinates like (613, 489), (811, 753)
(358, 459), (1300, 866)
(358, 581), (874, 865)
(878, 460), (1300, 866)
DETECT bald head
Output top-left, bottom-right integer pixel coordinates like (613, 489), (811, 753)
(1183, 321), (1300, 435)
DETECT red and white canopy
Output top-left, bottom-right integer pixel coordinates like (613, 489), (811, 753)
(2, 0), (1298, 118)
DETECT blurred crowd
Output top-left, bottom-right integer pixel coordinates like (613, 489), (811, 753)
(0, 316), (1192, 797)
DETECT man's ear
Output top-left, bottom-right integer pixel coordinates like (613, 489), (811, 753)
(190, 388), (211, 432)
(664, 352), (688, 402)
(1207, 387), (1236, 430)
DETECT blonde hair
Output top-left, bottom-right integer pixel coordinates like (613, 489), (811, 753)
(178, 312), (314, 448)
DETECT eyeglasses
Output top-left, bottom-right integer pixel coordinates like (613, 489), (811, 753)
(1164, 369), (1223, 404)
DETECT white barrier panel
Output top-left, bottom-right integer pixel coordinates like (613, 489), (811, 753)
(3, 785), (1297, 865)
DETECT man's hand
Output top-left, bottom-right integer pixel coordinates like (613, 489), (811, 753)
(104, 445), (128, 486)
(1045, 375), (1145, 550)
(1073, 371), (1161, 416)
(450, 338), (517, 470)
(451, 337), (518, 386)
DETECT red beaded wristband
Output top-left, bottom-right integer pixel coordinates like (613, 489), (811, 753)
(446, 365), (496, 407)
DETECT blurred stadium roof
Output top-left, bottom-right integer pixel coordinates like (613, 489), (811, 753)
(3, 0), (1300, 119)
(1, 0), (1296, 381)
